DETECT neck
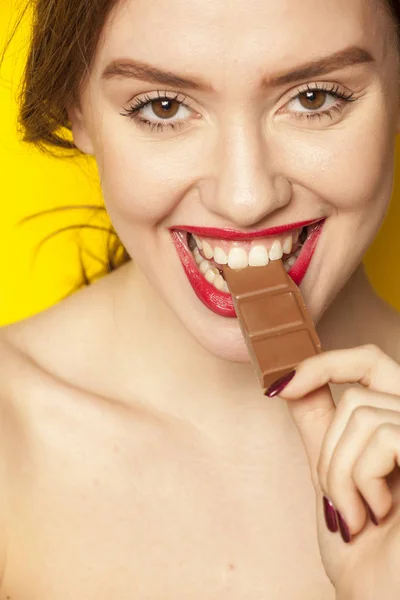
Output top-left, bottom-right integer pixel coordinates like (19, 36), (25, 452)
(112, 261), (289, 437)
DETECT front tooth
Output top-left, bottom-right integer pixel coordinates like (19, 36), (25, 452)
(269, 240), (283, 261)
(222, 280), (229, 293)
(214, 247), (228, 265)
(287, 256), (296, 267)
(227, 247), (248, 269)
(282, 236), (293, 254)
(248, 245), (269, 267)
(194, 235), (203, 250)
(199, 260), (210, 274)
(202, 240), (214, 260)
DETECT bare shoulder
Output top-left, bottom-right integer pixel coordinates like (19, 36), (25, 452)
(0, 267), (125, 396)
(0, 324), (78, 440)
(0, 273), (119, 485)
(0, 329), (41, 585)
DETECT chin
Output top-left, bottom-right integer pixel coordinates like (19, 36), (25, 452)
(195, 321), (252, 363)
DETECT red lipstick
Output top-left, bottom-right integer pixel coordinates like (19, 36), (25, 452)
(171, 219), (325, 317)
(176, 218), (321, 240)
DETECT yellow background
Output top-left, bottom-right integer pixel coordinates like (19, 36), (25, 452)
(1, 0), (399, 326)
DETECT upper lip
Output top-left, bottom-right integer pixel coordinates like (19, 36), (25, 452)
(172, 218), (325, 241)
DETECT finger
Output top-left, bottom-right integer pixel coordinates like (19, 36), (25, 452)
(277, 344), (400, 400)
(318, 387), (400, 494)
(353, 423), (400, 523)
(286, 383), (336, 489)
(274, 344), (400, 490)
(323, 405), (400, 535)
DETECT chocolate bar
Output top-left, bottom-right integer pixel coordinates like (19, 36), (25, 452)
(223, 260), (322, 393)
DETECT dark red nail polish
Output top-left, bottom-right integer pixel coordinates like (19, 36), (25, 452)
(323, 496), (338, 533)
(265, 370), (296, 398)
(336, 511), (352, 543)
(367, 504), (379, 526)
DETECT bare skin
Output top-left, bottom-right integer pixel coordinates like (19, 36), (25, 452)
(1, 0), (400, 596)
(0, 261), (398, 599)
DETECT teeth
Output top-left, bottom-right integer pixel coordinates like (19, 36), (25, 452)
(248, 245), (269, 267)
(194, 235), (203, 250)
(213, 274), (225, 291)
(269, 240), (283, 261)
(202, 240), (214, 260)
(205, 267), (219, 284)
(199, 260), (210, 274)
(214, 247), (228, 265)
(193, 247), (203, 265)
(282, 235), (293, 254)
(227, 247), (248, 269)
(191, 233), (304, 293)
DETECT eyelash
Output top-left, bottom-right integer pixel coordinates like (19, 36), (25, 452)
(120, 91), (190, 133)
(120, 83), (357, 133)
(288, 83), (356, 120)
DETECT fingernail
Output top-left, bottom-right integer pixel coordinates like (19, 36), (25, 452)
(323, 496), (338, 533)
(265, 370), (296, 398)
(336, 510), (352, 543)
(367, 504), (379, 526)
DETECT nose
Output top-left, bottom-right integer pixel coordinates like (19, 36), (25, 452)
(200, 123), (292, 227)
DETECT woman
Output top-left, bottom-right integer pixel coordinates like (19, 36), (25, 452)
(1, 0), (400, 597)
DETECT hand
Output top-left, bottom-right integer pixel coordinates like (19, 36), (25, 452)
(267, 345), (400, 600)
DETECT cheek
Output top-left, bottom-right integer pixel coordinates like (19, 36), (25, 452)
(279, 105), (396, 213)
(93, 118), (206, 226)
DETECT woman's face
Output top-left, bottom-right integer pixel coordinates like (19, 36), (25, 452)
(70, 0), (400, 362)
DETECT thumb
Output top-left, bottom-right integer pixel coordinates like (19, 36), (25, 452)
(270, 374), (336, 489)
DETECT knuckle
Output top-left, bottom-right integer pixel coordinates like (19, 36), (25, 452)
(375, 423), (399, 444)
(339, 387), (363, 414)
(361, 343), (382, 358)
(349, 405), (376, 428)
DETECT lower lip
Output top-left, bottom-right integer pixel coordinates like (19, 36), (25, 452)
(171, 220), (325, 318)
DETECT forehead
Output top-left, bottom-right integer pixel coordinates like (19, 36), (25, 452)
(95, 0), (390, 78)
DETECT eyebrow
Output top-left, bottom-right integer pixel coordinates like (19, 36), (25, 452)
(264, 46), (374, 87)
(102, 59), (212, 91)
(101, 46), (374, 91)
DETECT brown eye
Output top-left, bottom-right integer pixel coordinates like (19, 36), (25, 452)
(298, 90), (326, 110)
(151, 98), (181, 119)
